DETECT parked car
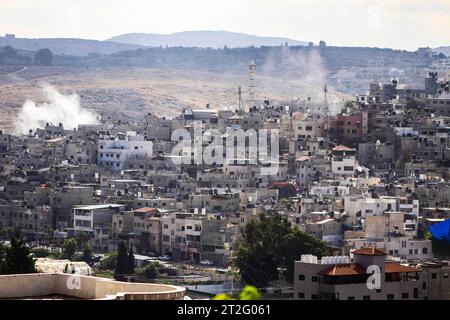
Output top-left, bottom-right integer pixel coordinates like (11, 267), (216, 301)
(200, 260), (213, 266)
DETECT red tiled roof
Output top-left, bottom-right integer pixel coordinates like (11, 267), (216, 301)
(352, 247), (387, 256)
(332, 145), (356, 152)
(385, 262), (420, 273)
(270, 182), (295, 188)
(319, 263), (366, 276)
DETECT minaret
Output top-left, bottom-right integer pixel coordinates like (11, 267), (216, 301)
(248, 59), (256, 108)
(238, 86), (242, 112)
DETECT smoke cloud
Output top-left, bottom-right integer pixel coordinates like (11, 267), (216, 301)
(15, 85), (99, 134)
(260, 46), (344, 115)
(261, 46), (327, 85)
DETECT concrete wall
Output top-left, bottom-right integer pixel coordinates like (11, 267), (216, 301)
(0, 273), (185, 300)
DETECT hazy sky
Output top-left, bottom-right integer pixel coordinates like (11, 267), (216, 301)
(0, 0), (449, 50)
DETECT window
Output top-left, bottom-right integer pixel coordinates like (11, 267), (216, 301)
(387, 294), (394, 300)
(423, 248), (428, 254)
(363, 296), (370, 300)
(432, 273), (437, 279)
(298, 292), (305, 299)
(311, 294), (318, 300)
(347, 296), (355, 300)
(423, 282), (426, 290)
(298, 274), (305, 281)
(312, 276), (319, 282)
(443, 273), (449, 279)
(401, 293), (409, 299)
(413, 288), (418, 299)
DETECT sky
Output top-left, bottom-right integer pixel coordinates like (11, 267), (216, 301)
(0, 0), (449, 50)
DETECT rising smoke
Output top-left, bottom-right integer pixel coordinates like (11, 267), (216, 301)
(15, 85), (99, 134)
(262, 46), (327, 84)
(260, 46), (343, 115)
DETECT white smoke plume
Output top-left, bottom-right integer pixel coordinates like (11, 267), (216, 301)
(15, 85), (99, 134)
(260, 46), (344, 115)
(261, 46), (328, 85)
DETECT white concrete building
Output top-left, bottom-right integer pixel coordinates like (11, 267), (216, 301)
(98, 135), (153, 171)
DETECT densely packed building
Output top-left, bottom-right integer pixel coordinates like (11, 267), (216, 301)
(0, 69), (449, 299)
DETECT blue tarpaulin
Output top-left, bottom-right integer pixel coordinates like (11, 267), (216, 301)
(429, 219), (450, 242)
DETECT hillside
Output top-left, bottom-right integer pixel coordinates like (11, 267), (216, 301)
(0, 66), (350, 133)
(53, 45), (438, 75)
(108, 31), (308, 48)
(434, 46), (450, 57)
(0, 36), (147, 57)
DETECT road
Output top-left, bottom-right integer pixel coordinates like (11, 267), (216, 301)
(0, 66), (28, 88)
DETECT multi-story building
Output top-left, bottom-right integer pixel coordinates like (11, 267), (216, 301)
(98, 135), (153, 171)
(294, 248), (425, 300)
(73, 204), (126, 252)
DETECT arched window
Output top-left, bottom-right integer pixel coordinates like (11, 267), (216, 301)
(422, 247), (428, 254)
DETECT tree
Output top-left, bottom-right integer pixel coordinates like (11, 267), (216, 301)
(138, 262), (160, 279)
(114, 242), (129, 280)
(235, 212), (292, 287)
(82, 244), (92, 264)
(99, 252), (117, 270)
(281, 228), (330, 282)
(1, 238), (37, 274)
(34, 48), (53, 66)
(235, 211), (330, 287)
(344, 100), (356, 110)
(3, 46), (17, 59)
(127, 247), (135, 275)
(62, 238), (77, 260)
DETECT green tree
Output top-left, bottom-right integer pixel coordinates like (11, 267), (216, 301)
(99, 252), (117, 270)
(1, 238), (37, 274)
(34, 48), (53, 66)
(138, 262), (161, 279)
(235, 212), (330, 286)
(3, 46), (17, 59)
(127, 247), (135, 275)
(344, 100), (356, 110)
(281, 228), (330, 282)
(62, 238), (77, 260)
(115, 242), (129, 280)
(82, 244), (92, 264)
(235, 212), (291, 287)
